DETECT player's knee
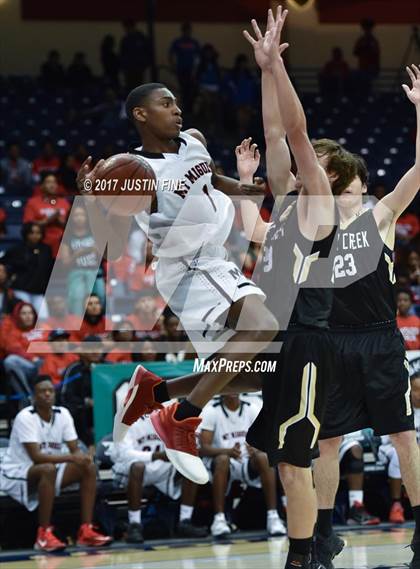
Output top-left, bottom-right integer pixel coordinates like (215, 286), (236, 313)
(252, 311), (279, 342)
(319, 437), (342, 457)
(252, 451), (269, 471)
(129, 461), (145, 481)
(389, 430), (416, 450)
(213, 454), (230, 472)
(278, 463), (307, 490)
(39, 463), (57, 479)
(342, 448), (364, 475)
(350, 444), (363, 460)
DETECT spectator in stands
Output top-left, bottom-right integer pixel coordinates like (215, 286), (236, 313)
(224, 54), (258, 136)
(1, 302), (45, 403)
(169, 22), (200, 112)
(40, 50), (65, 90)
(0, 206), (6, 237)
(81, 88), (123, 130)
(338, 432), (380, 525)
(106, 320), (136, 363)
(378, 436), (406, 523)
(195, 44), (222, 133)
(100, 34), (120, 89)
(407, 251), (420, 294)
(3, 222), (53, 319)
(319, 47), (350, 97)
(45, 295), (79, 333)
(67, 52), (93, 90)
(32, 140), (61, 182)
(160, 312), (192, 363)
(128, 290), (162, 340)
(397, 289), (420, 349)
(58, 154), (78, 193)
(111, 408), (208, 543)
(0, 142), (32, 194)
(59, 204), (105, 316)
(120, 20), (150, 92)
(200, 395), (286, 538)
(0, 375), (112, 551)
(23, 172), (70, 257)
(353, 18), (380, 93)
(40, 329), (77, 385)
(60, 335), (103, 447)
(72, 294), (111, 341)
(0, 263), (19, 317)
(134, 338), (158, 363)
(395, 209), (420, 247)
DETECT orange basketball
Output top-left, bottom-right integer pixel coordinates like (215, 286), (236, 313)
(91, 153), (156, 216)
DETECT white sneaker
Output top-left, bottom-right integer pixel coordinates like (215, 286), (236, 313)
(211, 515), (231, 538)
(267, 514), (287, 536)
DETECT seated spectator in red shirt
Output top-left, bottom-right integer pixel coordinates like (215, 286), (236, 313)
(3, 222), (53, 319)
(32, 140), (61, 182)
(44, 295), (80, 334)
(1, 302), (46, 402)
(72, 294), (111, 341)
(0, 263), (19, 318)
(159, 312), (194, 362)
(134, 338), (158, 362)
(40, 329), (78, 384)
(397, 289), (420, 350)
(23, 172), (70, 257)
(128, 289), (162, 340)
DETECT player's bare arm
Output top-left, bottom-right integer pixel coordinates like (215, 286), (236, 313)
(259, 8), (334, 238)
(23, 441), (83, 465)
(374, 64), (420, 245)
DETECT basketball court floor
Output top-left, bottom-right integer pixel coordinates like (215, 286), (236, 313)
(2, 526), (414, 569)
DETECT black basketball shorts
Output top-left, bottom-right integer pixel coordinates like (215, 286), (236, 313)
(246, 328), (334, 468)
(320, 326), (414, 440)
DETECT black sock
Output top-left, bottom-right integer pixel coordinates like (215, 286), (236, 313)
(289, 537), (312, 557)
(316, 509), (333, 538)
(285, 552), (308, 568)
(154, 381), (169, 404)
(413, 505), (420, 536)
(174, 399), (202, 421)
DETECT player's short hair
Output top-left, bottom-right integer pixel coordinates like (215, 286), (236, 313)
(352, 154), (369, 186)
(312, 138), (343, 157)
(311, 138), (357, 195)
(125, 83), (167, 123)
(33, 374), (53, 388)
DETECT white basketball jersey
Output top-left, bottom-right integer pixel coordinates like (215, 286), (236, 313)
(111, 415), (164, 464)
(134, 131), (235, 258)
(200, 399), (261, 457)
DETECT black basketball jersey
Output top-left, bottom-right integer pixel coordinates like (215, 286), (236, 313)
(329, 208), (396, 328)
(257, 197), (336, 331)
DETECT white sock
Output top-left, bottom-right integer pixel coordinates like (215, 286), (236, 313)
(128, 509), (141, 524)
(180, 504), (194, 522)
(267, 509), (279, 519)
(214, 512), (226, 521)
(349, 490), (364, 507)
(281, 496), (287, 509)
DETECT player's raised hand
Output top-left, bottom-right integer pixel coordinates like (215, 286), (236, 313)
(236, 137), (260, 181)
(264, 8), (289, 64)
(403, 64), (420, 105)
(243, 8), (288, 70)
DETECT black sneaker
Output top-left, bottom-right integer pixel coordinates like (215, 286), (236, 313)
(126, 522), (144, 544)
(177, 519), (208, 538)
(347, 502), (380, 526)
(285, 553), (326, 569)
(314, 532), (345, 569)
(410, 533), (420, 569)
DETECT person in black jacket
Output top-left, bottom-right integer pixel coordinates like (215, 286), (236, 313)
(60, 335), (104, 448)
(3, 223), (53, 319)
(0, 263), (19, 318)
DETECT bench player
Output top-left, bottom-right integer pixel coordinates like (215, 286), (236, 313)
(313, 66), (420, 569)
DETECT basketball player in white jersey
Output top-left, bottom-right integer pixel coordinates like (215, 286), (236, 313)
(199, 394), (286, 538)
(0, 375), (111, 551)
(102, 82), (281, 485)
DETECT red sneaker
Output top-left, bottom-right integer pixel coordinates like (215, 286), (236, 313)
(150, 402), (209, 485)
(389, 501), (405, 524)
(34, 526), (66, 552)
(113, 365), (163, 442)
(76, 523), (112, 547)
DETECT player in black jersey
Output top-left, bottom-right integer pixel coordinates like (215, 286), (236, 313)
(313, 67), (420, 569)
(242, 9), (356, 569)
